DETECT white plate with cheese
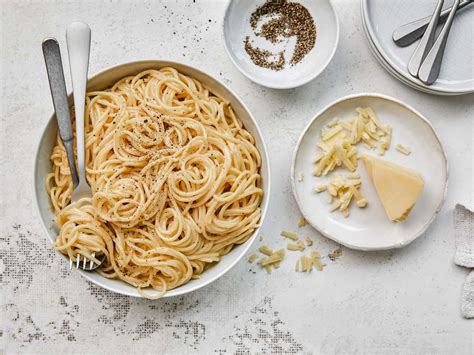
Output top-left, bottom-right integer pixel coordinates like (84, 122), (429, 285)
(291, 94), (448, 251)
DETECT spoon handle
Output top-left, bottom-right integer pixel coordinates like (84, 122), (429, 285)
(408, 0), (444, 77)
(42, 38), (79, 187)
(393, 0), (470, 47)
(419, 0), (461, 85)
(66, 22), (91, 186)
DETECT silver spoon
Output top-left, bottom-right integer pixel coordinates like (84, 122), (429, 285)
(393, 0), (472, 47)
(65, 22), (106, 271)
(418, 0), (461, 85)
(408, 0), (444, 77)
(66, 22), (92, 202)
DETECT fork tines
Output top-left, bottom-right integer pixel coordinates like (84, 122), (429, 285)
(69, 253), (96, 270)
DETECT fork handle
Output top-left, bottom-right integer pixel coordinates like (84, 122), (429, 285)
(393, 0), (470, 47)
(418, 0), (461, 85)
(66, 22), (91, 186)
(42, 38), (79, 187)
(407, 0), (444, 77)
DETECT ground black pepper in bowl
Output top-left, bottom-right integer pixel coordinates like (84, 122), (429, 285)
(244, 0), (317, 71)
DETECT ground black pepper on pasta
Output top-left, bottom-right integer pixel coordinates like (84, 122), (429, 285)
(244, 0), (317, 70)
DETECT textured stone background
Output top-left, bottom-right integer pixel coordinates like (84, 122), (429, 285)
(1, 0), (473, 353)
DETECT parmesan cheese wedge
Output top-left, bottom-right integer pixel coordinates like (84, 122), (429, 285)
(361, 155), (424, 222)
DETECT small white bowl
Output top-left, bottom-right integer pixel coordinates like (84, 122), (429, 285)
(223, 0), (339, 89)
(291, 94), (448, 251)
(34, 60), (271, 298)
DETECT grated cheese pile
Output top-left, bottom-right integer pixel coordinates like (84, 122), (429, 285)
(314, 173), (367, 217)
(313, 107), (392, 178)
(313, 107), (392, 216)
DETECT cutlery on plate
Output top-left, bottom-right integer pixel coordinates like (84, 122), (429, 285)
(65, 22), (105, 271)
(408, 0), (444, 77)
(393, 0), (472, 47)
(42, 38), (79, 188)
(418, 0), (461, 85)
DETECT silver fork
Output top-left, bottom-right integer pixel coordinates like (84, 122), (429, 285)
(418, 0), (461, 84)
(407, 0), (444, 77)
(42, 23), (104, 271)
(69, 253), (102, 271)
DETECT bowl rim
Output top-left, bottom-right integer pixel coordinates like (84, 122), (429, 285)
(33, 59), (272, 298)
(222, 0), (340, 89)
(290, 92), (449, 251)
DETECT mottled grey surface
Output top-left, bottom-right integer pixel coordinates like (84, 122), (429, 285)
(1, 0), (473, 353)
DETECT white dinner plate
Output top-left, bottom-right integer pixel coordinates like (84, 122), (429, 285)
(361, 6), (473, 96)
(361, 0), (474, 95)
(360, 10), (444, 95)
(291, 94), (448, 251)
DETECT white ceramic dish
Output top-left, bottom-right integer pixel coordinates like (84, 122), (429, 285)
(361, 0), (474, 95)
(360, 10), (442, 96)
(360, 6), (472, 96)
(291, 94), (448, 251)
(223, 0), (339, 89)
(34, 60), (271, 298)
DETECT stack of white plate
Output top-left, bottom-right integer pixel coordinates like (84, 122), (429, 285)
(361, 0), (474, 96)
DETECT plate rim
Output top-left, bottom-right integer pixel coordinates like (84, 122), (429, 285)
(290, 93), (449, 251)
(361, 0), (474, 95)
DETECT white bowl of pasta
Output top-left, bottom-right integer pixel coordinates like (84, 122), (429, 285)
(34, 60), (270, 298)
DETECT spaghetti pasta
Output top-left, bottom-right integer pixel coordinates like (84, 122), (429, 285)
(46, 67), (263, 297)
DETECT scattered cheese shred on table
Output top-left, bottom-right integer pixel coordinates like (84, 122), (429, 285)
(252, 247), (286, 274)
(250, 231), (336, 274)
(300, 255), (312, 272)
(259, 246), (273, 256)
(297, 217), (307, 227)
(294, 250), (326, 273)
(247, 253), (259, 263)
(287, 241), (305, 251)
(280, 230), (298, 241)
(395, 143), (411, 155)
(328, 248), (343, 261)
(261, 250), (285, 266)
(310, 250), (326, 271)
